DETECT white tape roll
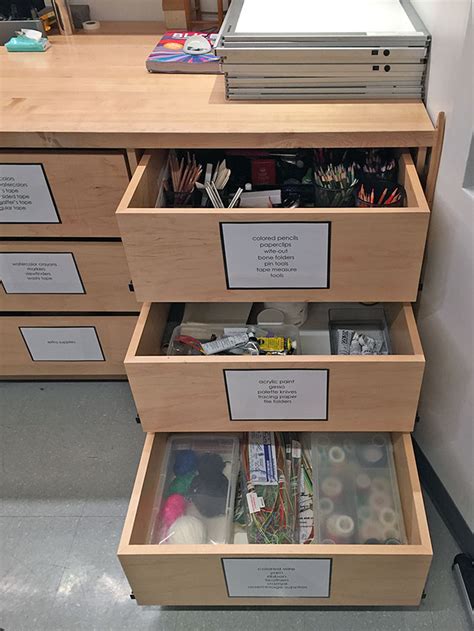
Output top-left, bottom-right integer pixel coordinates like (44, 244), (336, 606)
(83, 20), (100, 31)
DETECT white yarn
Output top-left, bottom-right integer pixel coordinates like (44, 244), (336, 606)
(167, 515), (207, 544)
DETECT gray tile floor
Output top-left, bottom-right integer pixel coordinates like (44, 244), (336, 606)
(0, 381), (471, 631)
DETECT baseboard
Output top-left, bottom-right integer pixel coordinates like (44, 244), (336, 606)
(413, 438), (474, 558)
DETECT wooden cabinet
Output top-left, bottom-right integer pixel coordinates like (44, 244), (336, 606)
(0, 313), (137, 379)
(118, 432), (432, 606)
(124, 302), (424, 433)
(0, 150), (130, 238)
(0, 241), (137, 312)
(117, 150), (429, 303)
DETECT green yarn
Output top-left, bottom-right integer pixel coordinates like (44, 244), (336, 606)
(165, 471), (196, 498)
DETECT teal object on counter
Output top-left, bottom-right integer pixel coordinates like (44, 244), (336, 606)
(5, 35), (51, 52)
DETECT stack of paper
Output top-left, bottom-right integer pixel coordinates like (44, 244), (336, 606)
(215, 0), (430, 100)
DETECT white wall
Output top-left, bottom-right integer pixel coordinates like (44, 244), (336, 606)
(57, 0), (223, 21)
(411, 0), (473, 529)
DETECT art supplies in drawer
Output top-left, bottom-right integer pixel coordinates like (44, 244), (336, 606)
(168, 322), (299, 356)
(329, 307), (392, 355)
(148, 434), (240, 545)
(156, 148), (405, 209)
(240, 432), (302, 544)
(312, 433), (407, 545)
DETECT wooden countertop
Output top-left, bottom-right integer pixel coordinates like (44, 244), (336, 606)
(0, 32), (436, 149)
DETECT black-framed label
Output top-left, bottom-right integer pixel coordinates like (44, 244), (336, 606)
(20, 327), (105, 361)
(0, 164), (60, 224)
(0, 252), (85, 294)
(224, 369), (329, 420)
(220, 222), (330, 289)
(222, 558), (332, 598)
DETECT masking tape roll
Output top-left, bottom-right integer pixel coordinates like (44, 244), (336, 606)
(83, 20), (100, 31)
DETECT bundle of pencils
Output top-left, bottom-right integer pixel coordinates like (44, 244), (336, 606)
(314, 163), (358, 191)
(167, 150), (202, 206)
(358, 184), (402, 206)
(361, 150), (397, 178)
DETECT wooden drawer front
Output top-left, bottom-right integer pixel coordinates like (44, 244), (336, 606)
(0, 241), (137, 312)
(117, 150), (429, 303)
(118, 432), (432, 606)
(125, 303), (425, 433)
(0, 151), (130, 237)
(0, 314), (137, 379)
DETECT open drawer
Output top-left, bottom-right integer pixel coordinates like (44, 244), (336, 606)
(125, 302), (425, 433)
(116, 150), (430, 303)
(118, 432), (432, 606)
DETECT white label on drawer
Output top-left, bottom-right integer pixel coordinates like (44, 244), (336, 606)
(0, 164), (59, 223)
(220, 222), (330, 289)
(222, 558), (331, 598)
(20, 327), (105, 361)
(224, 369), (328, 420)
(0, 252), (84, 294)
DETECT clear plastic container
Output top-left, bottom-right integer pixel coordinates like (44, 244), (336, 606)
(329, 307), (391, 355)
(148, 434), (240, 545)
(167, 322), (300, 356)
(311, 432), (406, 545)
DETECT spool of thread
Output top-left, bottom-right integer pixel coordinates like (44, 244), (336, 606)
(161, 493), (187, 529)
(321, 476), (343, 499)
(385, 537), (402, 545)
(379, 507), (397, 527)
(328, 445), (345, 466)
(358, 518), (384, 543)
(360, 444), (384, 465)
(326, 514), (355, 543)
(371, 476), (391, 494)
(372, 434), (387, 448)
(343, 438), (355, 454)
(357, 505), (373, 521)
(321, 538), (336, 544)
(166, 515), (207, 544)
(82, 20), (101, 31)
(356, 473), (371, 493)
(369, 491), (391, 513)
(319, 497), (334, 516)
(173, 449), (198, 476)
(383, 527), (401, 541)
(364, 538), (381, 544)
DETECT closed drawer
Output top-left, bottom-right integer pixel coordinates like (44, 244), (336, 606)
(118, 432), (432, 606)
(117, 150), (429, 303)
(0, 150), (130, 237)
(0, 241), (137, 312)
(125, 302), (424, 433)
(0, 313), (137, 379)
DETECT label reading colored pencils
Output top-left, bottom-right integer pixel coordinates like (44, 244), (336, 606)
(220, 222), (330, 289)
(0, 164), (59, 223)
(222, 558), (331, 598)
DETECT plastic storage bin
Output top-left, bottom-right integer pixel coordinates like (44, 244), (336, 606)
(312, 432), (407, 545)
(329, 307), (392, 355)
(148, 434), (240, 544)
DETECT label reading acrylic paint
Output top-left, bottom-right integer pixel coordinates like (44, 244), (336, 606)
(0, 164), (59, 223)
(224, 369), (328, 420)
(20, 327), (104, 361)
(220, 222), (330, 289)
(222, 558), (331, 598)
(0, 252), (84, 294)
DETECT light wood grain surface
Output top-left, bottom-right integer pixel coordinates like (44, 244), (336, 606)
(0, 34), (436, 149)
(0, 241), (138, 311)
(118, 432), (432, 606)
(125, 302), (425, 433)
(0, 313), (137, 378)
(117, 150), (430, 303)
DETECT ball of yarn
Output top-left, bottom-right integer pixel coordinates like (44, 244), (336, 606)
(166, 515), (207, 545)
(190, 472), (228, 517)
(173, 449), (198, 476)
(165, 471), (196, 498)
(197, 452), (225, 480)
(161, 493), (186, 529)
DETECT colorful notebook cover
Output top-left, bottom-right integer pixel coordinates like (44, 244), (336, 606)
(146, 31), (220, 74)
